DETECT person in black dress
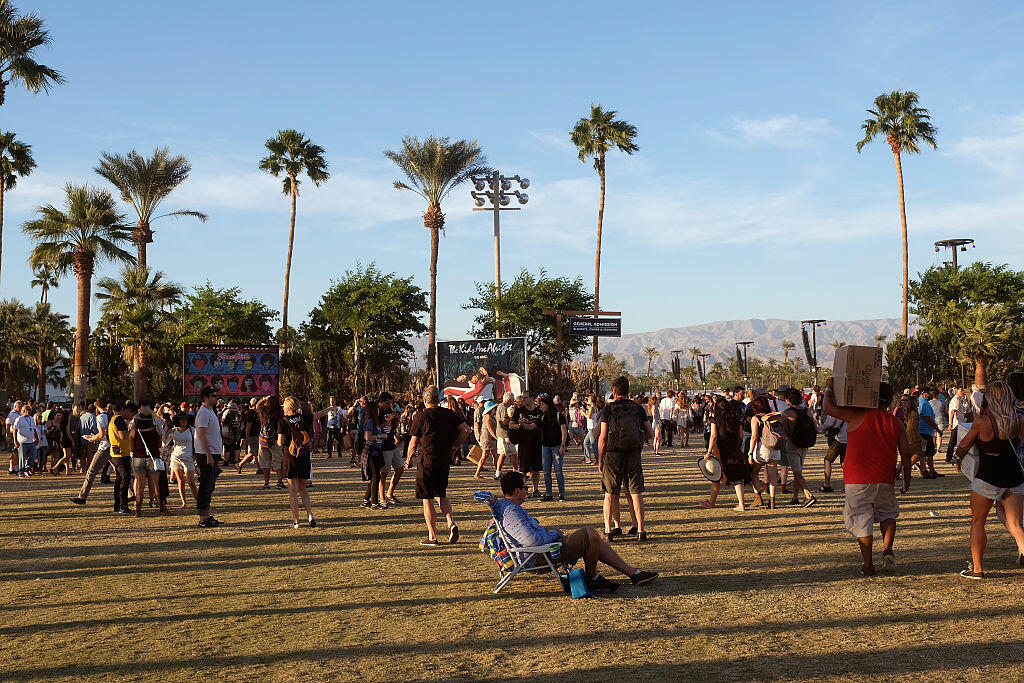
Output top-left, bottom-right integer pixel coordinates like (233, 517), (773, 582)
(702, 395), (751, 511)
(281, 396), (316, 529)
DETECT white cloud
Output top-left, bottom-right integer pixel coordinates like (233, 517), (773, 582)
(949, 112), (1024, 176)
(709, 114), (836, 148)
(525, 129), (574, 152)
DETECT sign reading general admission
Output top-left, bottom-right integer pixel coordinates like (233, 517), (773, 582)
(569, 317), (622, 337)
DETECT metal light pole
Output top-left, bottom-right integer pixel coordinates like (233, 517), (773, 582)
(801, 319), (826, 385)
(697, 353), (711, 392)
(470, 171), (529, 338)
(736, 341), (753, 388)
(934, 238), (975, 271)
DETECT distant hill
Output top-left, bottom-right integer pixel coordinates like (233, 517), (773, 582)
(409, 318), (903, 375)
(586, 318), (903, 374)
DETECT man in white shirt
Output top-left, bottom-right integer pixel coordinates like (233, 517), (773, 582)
(7, 400), (23, 473)
(194, 386), (224, 528)
(659, 391), (677, 448)
(13, 405), (38, 477)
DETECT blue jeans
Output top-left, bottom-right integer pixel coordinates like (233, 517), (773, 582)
(542, 445), (564, 497)
(18, 442), (37, 473)
(583, 429), (596, 461)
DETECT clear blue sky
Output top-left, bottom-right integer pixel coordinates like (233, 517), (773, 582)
(3, 1), (1023, 339)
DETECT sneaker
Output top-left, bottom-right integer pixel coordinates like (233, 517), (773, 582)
(276, 481), (287, 489)
(609, 527), (623, 538)
(590, 574), (620, 592)
(493, 472), (501, 480)
(387, 495), (404, 506)
(540, 495), (553, 502)
(70, 497), (86, 505)
(308, 516), (317, 528)
(625, 526), (638, 536)
(803, 497), (818, 508)
(292, 522), (301, 529)
(449, 524), (460, 544)
(419, 537), (438, 546)
(198, 520), (211, 528)
(371, 503), (385, 510)
(207, 517), (224, 526)
(18, 472), (26, 478)
(882, 553), (896, 570)
(360, 500), (371, 508)
(557, 495), (565, 502)
(630, 569), (658, 586)
(262, 483), (270, 489)
(959, 568), (984, 579)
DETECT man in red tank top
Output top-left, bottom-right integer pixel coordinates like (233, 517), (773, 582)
(823, 378), (912, 576)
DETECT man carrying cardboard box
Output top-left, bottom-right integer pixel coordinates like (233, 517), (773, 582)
(823, 377), (912, 577)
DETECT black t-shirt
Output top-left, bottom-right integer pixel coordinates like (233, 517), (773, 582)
(278, 416), (294, 449)
(742, 403), (755, 433)
(511, 405), (544, 447)
(409, 407), (462, 467)
(243, 410), (260, 438)
(540, 410), (567, 447)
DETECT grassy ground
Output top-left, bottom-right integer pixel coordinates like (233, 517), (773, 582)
(2, 438), (1024, 682)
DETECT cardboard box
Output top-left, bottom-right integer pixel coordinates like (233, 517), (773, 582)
(833, 345), (883, 408)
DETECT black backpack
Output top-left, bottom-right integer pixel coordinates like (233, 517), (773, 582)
(789, 407), (818, 448)
(606, 401), (644, 453)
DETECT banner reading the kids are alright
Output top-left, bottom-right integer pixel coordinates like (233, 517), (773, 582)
(436, 337), (528, 405)
(183, 345), (278, 400)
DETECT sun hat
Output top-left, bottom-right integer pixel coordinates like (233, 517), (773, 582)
(698, 457), (722, 482)
(483, 400), (498, 415)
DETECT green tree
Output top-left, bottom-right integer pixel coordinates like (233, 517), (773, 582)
(463, 268), (593, 364)
(385, 136), (488, 375)
(29, 260), (57, 303)
(259, 129), (329, 357)
(95, 265), (183, 402)
(22, 184), (133, 403)
(95, 148), (208, 268)
(571, 104), (638, 371)
(0, 0), (64, 106)
(598, 352), (626, 385)
(957, 304), (1013, 389)
(0, 297), (33, 395)
(312, 262), (427, 393)
(28, 301), (70, 401)
(781, 340), (795, 366)
(857, 90), (938, 337)
(644, 346), (659, 376)
(0, 131), (35, 289)
(176, 283), (278, 345)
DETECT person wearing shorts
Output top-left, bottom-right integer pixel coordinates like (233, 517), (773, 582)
(495, 392), (518, 474)
(747, 395), (781, 509)
(165, 412), (198, 508)
(509, 392), (543, 497)
(596, 377), (654, 542)
(378, 392), (406, 506)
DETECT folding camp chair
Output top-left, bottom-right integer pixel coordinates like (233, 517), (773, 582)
(475, 491), (566, 594)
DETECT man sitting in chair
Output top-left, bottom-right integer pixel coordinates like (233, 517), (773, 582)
(495, 471), (658, 590)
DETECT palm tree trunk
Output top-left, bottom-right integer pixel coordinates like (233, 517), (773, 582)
(894, 151), (909, 337)
(73, 259), (92, 405)
(352, 330), (360, 394)
(0, 175), (5, 291)
(426, 220), (439, 376)
(136, 219), (147, 269)
(974, 354), (986, 389)
(36, 344), (46, 403)
(282, 176), (297, 359)
(592, 153), (606, 388)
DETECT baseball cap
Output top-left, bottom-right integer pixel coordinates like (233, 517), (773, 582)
(200, 386), (218, 399)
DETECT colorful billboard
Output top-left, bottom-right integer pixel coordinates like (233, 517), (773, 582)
(436, 337), (528, 405)
(183, 344), (278, 400)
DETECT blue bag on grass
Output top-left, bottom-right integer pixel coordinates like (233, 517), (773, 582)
(568, 567), (594, 599)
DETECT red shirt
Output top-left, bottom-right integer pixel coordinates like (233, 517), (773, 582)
(844, 409), (903, 485)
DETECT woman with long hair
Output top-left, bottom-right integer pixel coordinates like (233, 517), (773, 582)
(474, 401), (499, 480)
(47, 409), (68, 474)
(582, 394), (599, 465)
(674, 394), (690, 449)
(899, 394), (927, 478)
(702, 395), (750, 510)
(361, 401), (386, 509)
(538, 395), (568, 501)
(953, 381), (1024, 578)
(748, 395), (780, 509)
(165, 411), (199, 508)
(256, 395), (287, 490)
(282, 396), (317, 528)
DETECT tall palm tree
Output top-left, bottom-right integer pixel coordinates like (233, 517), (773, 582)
(384, 136), (488, 374)
(643, 346), (659, 376)
(781, 340), (795, 366)
(29, 261), (57, 302)
(571, 104), (638, 374)
(873, 334), (887, 347)
(688, 346), (701, 369)
(0, 0), (64, 107)
(0, 131), (35, 289)
(96, 264), (183, 402)
(21, 184), (133, 403)
(27, 301), (70, 401)
(259, 130), (329, 358)
(95, 148), (208, 268)
(857, 90), (938, 336)
(957, 304), (1012, 389)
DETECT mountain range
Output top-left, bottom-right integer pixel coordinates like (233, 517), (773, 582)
(412, 318), (903, 374)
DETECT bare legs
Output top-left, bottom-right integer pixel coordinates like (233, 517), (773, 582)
(288, 478), (313, 525)
(857, 518), (896, 576)
(422, 496), (455, 541)
(175, 469), (198, 508)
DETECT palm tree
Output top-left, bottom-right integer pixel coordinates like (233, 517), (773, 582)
(571, 104), (638, 372)
(95, 148), (208, 268)
(857, 91), (938, 336)
(781, 340), (795, 366)
(29, 261), (57, 302)
(643, 346), (659, 376)
(21, 184), (133, 403)
(259, 130), (329, 358)
(831, 341), (847, 351)
(384, 136), (488, 374)
(874, 334), (887, 347)
(27, 302), (70, 401)
(0, 0), (64, 107)
(96, 264), (183, 402)
(0, 131), (35, 289)
(957, 304), (1012, 389)
(688, 346), (701, 369)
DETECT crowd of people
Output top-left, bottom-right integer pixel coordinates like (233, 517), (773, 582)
(6, 369), (1024, 587)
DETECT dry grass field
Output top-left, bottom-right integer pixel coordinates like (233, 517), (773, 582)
(3, 439), (1024, 682)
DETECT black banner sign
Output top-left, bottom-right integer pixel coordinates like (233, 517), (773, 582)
(568, 317), (621, 337)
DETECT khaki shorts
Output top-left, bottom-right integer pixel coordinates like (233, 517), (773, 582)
(258, 444), (283, 471)
(497, 438), (516, 456)
(601, 450), (644, 495)
(245, 436), (259, 457)
(844, 483), (899, 538)
(381, 447), (403, 472)
(785, 445), (808, 473)
(557, 528), (591, 565)
(131, 456), (160, 475)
